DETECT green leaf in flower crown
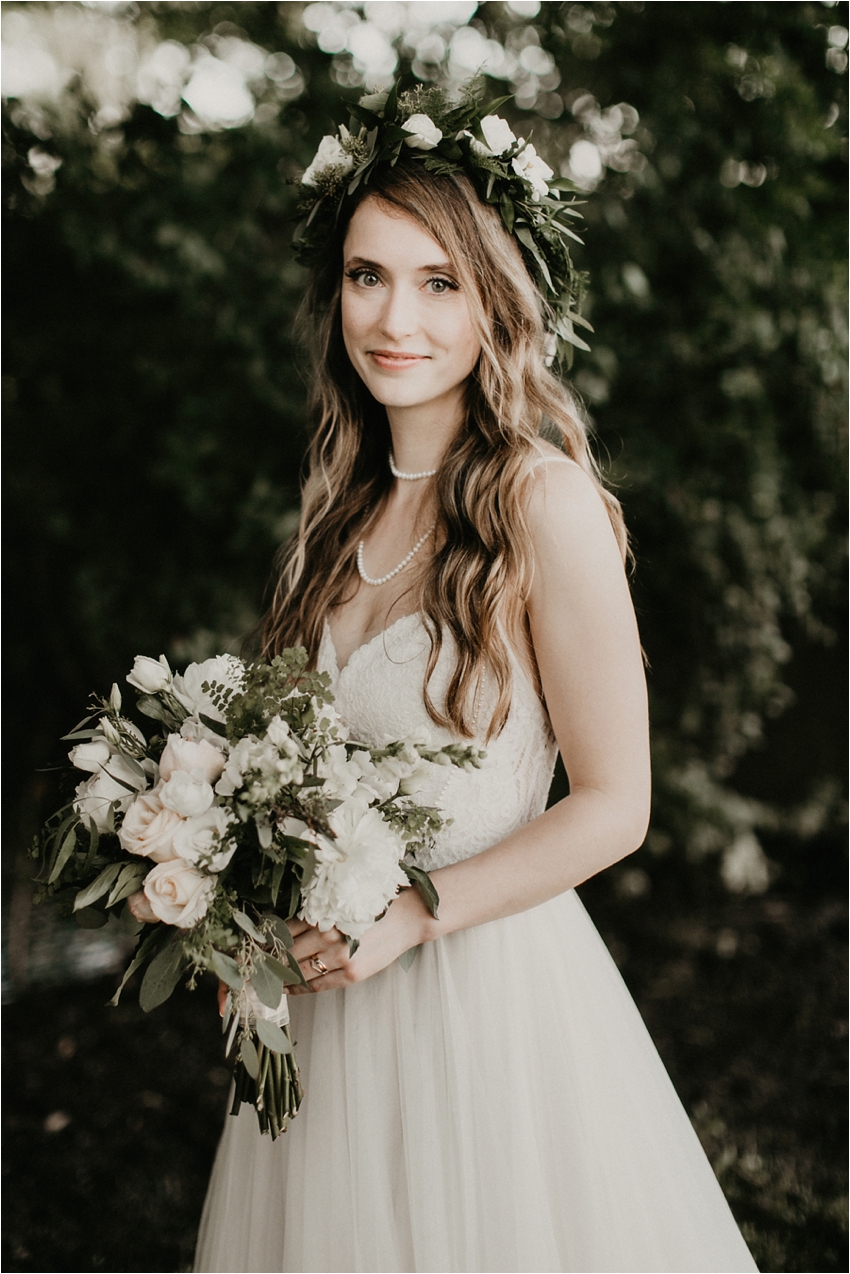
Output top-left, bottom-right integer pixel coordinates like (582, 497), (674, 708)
(255, 1016), (292, 1055)
(240, 1035), (260, 1079)
(347, 101), (382, 129)
(209, 948), (242, 990)
(251, 953), (284, 1010)
(383, 78), (400, 122)
(73, 861), (122, 910)
(499, 193), (515, 234)
(139, 938), (188, 1012)
(233, 909), (264, 942)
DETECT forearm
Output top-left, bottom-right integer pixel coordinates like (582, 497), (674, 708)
(419, 786), (649, 943)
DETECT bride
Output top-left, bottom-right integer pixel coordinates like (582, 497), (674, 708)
(195, 86), (757, 1274)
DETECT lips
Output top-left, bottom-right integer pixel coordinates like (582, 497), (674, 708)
(368, 350), (428, 370)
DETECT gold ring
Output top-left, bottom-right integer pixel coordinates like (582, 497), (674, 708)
(310, 957), (329, 976)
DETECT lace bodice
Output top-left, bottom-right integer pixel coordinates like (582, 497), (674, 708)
(319, 615), (558, 871)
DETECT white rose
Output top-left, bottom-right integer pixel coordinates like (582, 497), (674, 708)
(172, 655), (245, 722)
(68, 739), (111, 773)
(172, 805), (236, 872)
(126, 654), (172, 694)
(299, 799), (407, 941)
(143, 858), (216, 928)
(160, 770), (215, 818)
(479, 115), (516, 156)
(402, 114), (442, 151)
(301, 134), (354, 186)
(511, 143), (554, 201)
(118, 789), (185, 862)
(73, 769), (138, 833)
(358, 91), (388, 112)
(159, 734), (225, 785)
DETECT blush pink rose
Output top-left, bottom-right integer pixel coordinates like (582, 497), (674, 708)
(159, 734), (225, 784)
(118, 790), (184, 863)
(143, 858), (216, 928)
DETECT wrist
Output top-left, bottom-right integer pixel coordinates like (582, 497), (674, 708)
(399, 883), (438, 947)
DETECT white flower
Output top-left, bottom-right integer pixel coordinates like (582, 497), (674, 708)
(479, 115), (517, 156)
(73, 758), (146, 833)
(126, 654), (172, 694)
(159, 734), (226, 785)
(143, 858), (216, 928)
(118, 789), (184, 863)
(99, 716), (146, 750)
(172, 805), (235, 872)
(512, 143), (554, 200)
(171, 655), (245, 723)
(299, 798), (408, 941)
(358, 91), (388, 112)
(215, 732), (302, 800)
(159, 770), (215, 818)
(301, 134), (354, 186)
(402, 114), (442, 151)
(398, 761), (436, 797)
(68, 739), (111, 773)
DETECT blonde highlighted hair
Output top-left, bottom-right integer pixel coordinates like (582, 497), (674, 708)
(262, 161), (627, 738)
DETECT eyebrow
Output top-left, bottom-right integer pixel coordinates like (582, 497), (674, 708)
(344, 255), (456, 274)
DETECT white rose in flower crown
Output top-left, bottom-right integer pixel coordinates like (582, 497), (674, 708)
(172, 655), (245, 723)
(118, 789), (185, 862)
(159, 770), (215, 819)
(301, 134), (354, 186)
(127, 654), (172, 694)
(172, 805), (236, 872)
(479, 114), (517, 156)
(159, 734), (226, 785)
(143, 858), (216, 928)
(511, 143), (554, 201)
(299, 798), (408, 941)
(402, 114), (442, 150)
(68, 738), (112, 773)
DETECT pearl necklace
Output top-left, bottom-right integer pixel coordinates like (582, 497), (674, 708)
(389, 451), (438, 481)
(356, 527), (434, 587)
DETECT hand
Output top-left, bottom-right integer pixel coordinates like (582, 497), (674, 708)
(127, 889), (158, 924)
(286, 888), (431, 994)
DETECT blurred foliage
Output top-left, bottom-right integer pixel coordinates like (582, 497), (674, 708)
(3, 0), (847, 896)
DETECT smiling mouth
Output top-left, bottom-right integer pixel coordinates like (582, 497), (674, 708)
(369, 350), (428, 368)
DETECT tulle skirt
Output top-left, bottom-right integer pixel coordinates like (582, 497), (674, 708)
(194, 889), (757, 1273)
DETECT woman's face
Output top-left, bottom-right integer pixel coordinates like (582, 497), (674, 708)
(340, 198), (481, 424)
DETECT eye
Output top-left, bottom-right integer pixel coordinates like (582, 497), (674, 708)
(425, 276), (459, 295)
(346, 268), (381, 288)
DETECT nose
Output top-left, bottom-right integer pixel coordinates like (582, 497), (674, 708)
(378, 284), (418, 342)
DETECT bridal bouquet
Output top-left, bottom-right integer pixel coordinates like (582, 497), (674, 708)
(32, 647), (484, 1138)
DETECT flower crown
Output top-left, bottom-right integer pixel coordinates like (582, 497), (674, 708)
(293, 81), (591, 367)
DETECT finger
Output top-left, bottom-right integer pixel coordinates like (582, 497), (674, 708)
(286, 918), (311, 937)
(290, 925), (342, 963)
(217, 980), (228, 1017)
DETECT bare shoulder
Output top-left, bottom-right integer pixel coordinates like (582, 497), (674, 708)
(525, 448), (620, 562)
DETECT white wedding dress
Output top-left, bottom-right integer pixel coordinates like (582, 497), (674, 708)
(195, 613), (758, 1274)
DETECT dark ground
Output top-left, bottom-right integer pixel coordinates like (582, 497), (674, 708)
(2, 866), (847, 1274)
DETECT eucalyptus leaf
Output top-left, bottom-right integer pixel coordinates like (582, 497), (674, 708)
(48, 825), (78, 885)
(209, 948), (242, 990)
(138, 939), (187, 1012)
(251, 954), (284, 1010)
(255, 1016), (292, 1055)
(240, 1036), (260, 1079)
(73, 861), (122, 911)
(136, 695), (167, 721)
(108, 926), (167, 1007)
(106, 861), (148, 908)
(266, 952), (303, 986)
(398, 945), (420, 971)
(199, 713), (227, 737)
(401, 863), (440, 919)
(266, 915), (293, 949)
(233, 909), (264, 942)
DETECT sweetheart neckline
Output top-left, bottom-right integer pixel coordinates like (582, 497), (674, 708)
(323, 612), (423, 676)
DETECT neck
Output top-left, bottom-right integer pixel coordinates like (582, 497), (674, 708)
(386, 396), (464, 477)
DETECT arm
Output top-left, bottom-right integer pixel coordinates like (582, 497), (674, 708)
(290, 460), (650, 988)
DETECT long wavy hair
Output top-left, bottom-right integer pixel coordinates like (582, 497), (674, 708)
(262, 161), (627, 739)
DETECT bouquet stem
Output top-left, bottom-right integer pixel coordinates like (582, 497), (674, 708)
(229, 1025), (303, 1139)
